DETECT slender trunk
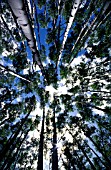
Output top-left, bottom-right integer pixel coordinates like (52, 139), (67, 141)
(2, 126), (31, 170)
(80, 126), (111, 166)
(52, 95), (58, 170)
(82, 90), (110, 94)
(71, 163), (76, 170)
(55, 0), (66, 69)
(67, 128), (95, 170)
(69, 14), (98, 65)
(68, 159), (71, 170)
(0, 117), (11, 126)
(96, 11), (111, 29)
(77, 154), (87, 170)
(70, 2), (96, 54)
(1, 131), (24, 170)
(34, 2), (42, 51)
(69, 1), (110, 66)
(92, 1), (111, 31)
(12, 152), (20, 170)
(71, 155), (81, 170)
(37, 103), (45, 170)
(77, 142), (96, 170)
(84, 140), (110, 169)
(90, 105), (109, 113)
(0, 108), (32, 163)
(76, 101), (109, 114)
(88, 135), (111, 165)
(57, 0), (81, 66)
(87, 97), (111, 101)
(75, 151), (87, 170)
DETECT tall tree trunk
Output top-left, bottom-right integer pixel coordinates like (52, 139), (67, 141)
(75, 151), (87, 170)
(37, 104), (45, 170)
(67, 128), (96, 170)
(2, 126), (31, 170)
(76, 161), (86, 170)
(77, 142), (96, 170)
(88, 135), (111, 166)
(0, 108), (32, 163)
(7, 0), (48, 83)
(80, 126), (111, 166)
(76, 101), (109, 114)
(57, 0), (81, 67)
(84, 140), (110, 169)
(83, 90), (110, 94)
(69, 0), (111, 65)
(7, 0), (38, 57)
(52, 95), (58, 170)
(34, 2), (42, 51)
(90, 105), (109, 113)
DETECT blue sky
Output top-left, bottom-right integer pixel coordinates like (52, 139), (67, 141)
(0, 1), (110, 169)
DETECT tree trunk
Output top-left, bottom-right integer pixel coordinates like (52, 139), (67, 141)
(69, 0), (111, 65)
(7, 0), (48, 83)
(80, 126), (111, 166)
(75, 151), (87, 170)
(88, 135), (111, 166)
(57, 0), (81, 66)
(37, 104), (45, 170)
(52, 95), (58, 170)
(77, 142), (96, 170)
(90, 105), (109, 113)
(84, 140), (110, 169)
(0, 108), (32, 163)
(2, 126), (31, 170)
(67, 128), (96, 170)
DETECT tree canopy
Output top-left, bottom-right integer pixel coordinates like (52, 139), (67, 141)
(0, 0), (111, 169)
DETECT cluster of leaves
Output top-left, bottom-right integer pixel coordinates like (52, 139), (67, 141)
(0, 0), (111, 169)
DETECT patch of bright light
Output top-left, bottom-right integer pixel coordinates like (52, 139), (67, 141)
(92, 109), (105, 116)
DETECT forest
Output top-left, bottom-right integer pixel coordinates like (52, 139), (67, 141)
(0, 0), (111, 169)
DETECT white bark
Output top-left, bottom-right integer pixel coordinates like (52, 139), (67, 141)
(57, 0), (81, 66)
(8, 0), (35, 51)
(69, 0), (111, 66)
(58, 0), (61, 14)
(7, 0), (48, 81)
(96, 11), (111, 29)
(8, 0), (40, 63)
(92, 0), (111, 31)
(70, 12), (93, 54)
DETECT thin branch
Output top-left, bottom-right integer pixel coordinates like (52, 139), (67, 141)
(0, 63), (31, 83)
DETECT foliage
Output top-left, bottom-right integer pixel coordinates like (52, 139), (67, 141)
(0, 0), (111, 169)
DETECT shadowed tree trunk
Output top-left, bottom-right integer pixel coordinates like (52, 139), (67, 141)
(80, 126), (111, 167)
(67, 128), (96, 170)
(37, 101), (45, 170)
(1, 125), (32, 170)
(77, 141), (96, 170)
(52, 95), (58, 170)
(0, 108), (32, 163)
(1, 0), (111, 169)
(84, 140), (110, 169)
